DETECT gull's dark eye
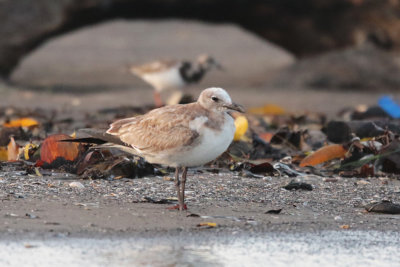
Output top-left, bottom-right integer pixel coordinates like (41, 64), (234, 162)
(211, 96), (219, 102)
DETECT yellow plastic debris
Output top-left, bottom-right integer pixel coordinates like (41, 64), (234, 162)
(197, 222), (218, 227)
(3, 117), (39, 128)
(248, 104), (285, 115)
(23, 143), (38, 160)
(233, 116), (248, 141)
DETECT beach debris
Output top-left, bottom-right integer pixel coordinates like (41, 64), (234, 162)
(233, 115), (248, 141)
(283, 180), (313, 191)
(197, 222), (218, 228)
(299, 144), (347, 167)
(0, 146), (6, 161)
(378, 95), (400, 118)
(39, 134), (82, 167)
(0, 137), (21, 162)
(231, 161), (275, 176)
(248, 104), (285, 115)
(78, 153), (155, 179)
(23, 143), (39, 160)
(7, 136), (20, 161)
(3, 117), (39, 128)
(273, 163), (305, 177)
(24, 244), (38, 249)
(142, 197), (176, 204)
(25, 213), (38, 219)
(265, 209), (282, 214)
(365, 201), (400, 214)
(0, 96), (399, 190)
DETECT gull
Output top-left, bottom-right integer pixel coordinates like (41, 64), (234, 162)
(129, 54), (222, 107)
(106, 87), (244, 210)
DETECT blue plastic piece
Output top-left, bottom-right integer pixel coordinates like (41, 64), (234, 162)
(378, 95), (400, 119)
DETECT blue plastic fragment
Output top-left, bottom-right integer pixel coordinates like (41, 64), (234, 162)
(378, 95), (400, 119)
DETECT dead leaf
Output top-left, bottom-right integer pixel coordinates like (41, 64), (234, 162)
(380, 140), (400, 174)
(40, 134), (81, 164)
(4, 117), (39, 128)
(0, 147), (7, 161)
(0, 127), (27, 146)
(248, 162), (275, 174)
(359, 164), (374, 177)
(340, 225), (350, 229)
(79, 155), (154, 179)
(259, 132), (274, 143)
(34, 167), (43, 177)
(7, 136), (20, 161)
(270, 128), (307, 150)
(299, 144), (347, 167)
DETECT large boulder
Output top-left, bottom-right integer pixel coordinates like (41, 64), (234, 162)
(271, 43), (400, 91)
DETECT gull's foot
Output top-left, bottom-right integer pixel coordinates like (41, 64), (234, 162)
(167, 204), (187, 210)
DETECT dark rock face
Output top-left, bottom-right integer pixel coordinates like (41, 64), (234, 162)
(1, 0), (400, 79)
(272, 44), (400, 91)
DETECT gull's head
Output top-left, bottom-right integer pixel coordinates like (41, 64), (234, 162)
(198, 87), (244, 113)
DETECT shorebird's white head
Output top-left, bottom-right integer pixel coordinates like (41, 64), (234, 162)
(198, 87), (244, 113)
(197, 54), (223, 70)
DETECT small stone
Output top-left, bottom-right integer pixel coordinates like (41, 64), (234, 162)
(334, 215), (342, 221)
(25, 213), (38, 219)
(69, 182), (85, 189)
(163, 176), (173, 181)
(357, 180), (370, 185)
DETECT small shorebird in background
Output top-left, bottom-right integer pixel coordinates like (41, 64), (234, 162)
(106, 87), (244, 210)
(129, 54), (223, 107)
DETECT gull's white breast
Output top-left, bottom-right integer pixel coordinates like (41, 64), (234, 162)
(163, 113), (235, 167)
(142, 68), (185, 92)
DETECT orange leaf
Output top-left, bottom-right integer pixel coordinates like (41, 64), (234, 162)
(0, 147), (7, 161)
(259, 132), (274, 143)
(299, 144), (347, 167)
(4, 118), (39, 128)
(248, 104), (285, 115)
(7, 136), (20, 161)
(40, 134), (81, 164)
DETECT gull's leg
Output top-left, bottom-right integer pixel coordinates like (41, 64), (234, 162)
(180, 167), (188, 211)
(174, 167), (184, 210)
(153, 91), (163, 107)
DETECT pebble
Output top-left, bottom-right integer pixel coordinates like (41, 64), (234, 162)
(69, 182), (85, 189)
(334, 216), (342, 221)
